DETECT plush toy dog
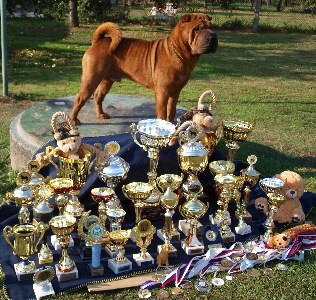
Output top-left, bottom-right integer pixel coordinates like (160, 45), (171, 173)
(36, 111), (109, 167)
(255, 171), (306, 224)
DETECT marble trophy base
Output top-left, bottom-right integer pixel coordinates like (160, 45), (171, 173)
(55, 264), (78, 282)
(133, 253), (154, 267)
(88, 263), (105, 277)
(51, 235), (74, 251)
(33, 282), (55, 300)
(14, 263), (36, 281)
(221, 232), (236, 243)
(157, 244), (177, 257)
(181, 240), (205, 256)
(104, 244), (119, 258)
(178, 220), (202, 237)
(157, 229), (180, 242)
(108, 258), (132, 274)
(235, 224), (252, 235)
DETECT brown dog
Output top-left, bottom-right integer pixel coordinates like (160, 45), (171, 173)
(70, 13), (218, 125)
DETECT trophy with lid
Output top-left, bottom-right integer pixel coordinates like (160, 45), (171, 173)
(130, 119), (176, 204)
(96, 141), (130, 210)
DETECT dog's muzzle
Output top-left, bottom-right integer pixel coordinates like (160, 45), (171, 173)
(207, 32), (218, 53)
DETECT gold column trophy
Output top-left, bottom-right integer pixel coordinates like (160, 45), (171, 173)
(3, 221), (46, 281)
(122, 182), (153, 224)
(33, 266), (55, 299)
(222, 120), (253, 162)
(49, 215), (78, 281)
(177, 126), (209, 241)
(107, 230), (132, 274)
(96, 141), (130, 210)
(33, 184), (54, 264)
(46, 145), (93, 219)
(132, 219), (156, 266)
(130, 119), (176, 203)
(78, 211), (107, 276)
(259, 177), (285, 241)
(156, 174), (183, 242)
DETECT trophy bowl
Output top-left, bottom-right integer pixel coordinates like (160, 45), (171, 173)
(209, 160), (235, 176)
(122, 182), (153, 223)
(109, 230), (130, 263)
(222, 120), (253, 144)
(107, 208), (126, 232)
(91, 187), (114, 223)
(259, 177), (285, 194)
(49, 178), (73, 215)
(156, 174), (183, 192)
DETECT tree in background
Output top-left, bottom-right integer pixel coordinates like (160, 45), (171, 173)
(69, 0), (79, 27)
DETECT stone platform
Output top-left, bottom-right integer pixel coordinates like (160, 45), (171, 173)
(10, 94), (186, 171)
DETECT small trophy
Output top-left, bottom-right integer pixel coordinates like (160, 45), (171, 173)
(131, 119), (176, 203)
(91, 187), (114, 224)
(33, 266), (55, 299)
(3, 222), (46, 281)
(49, 215), (78, 281)
(26, 160), (45, 191)
(219, 214), (235, 243)
(222, 120), (253, 162)
(107, 230), (132, 274)
(234, 187), (252, 236)
(259, 177), (285, 241)
(132, 219), (156, 266)
(78, 212), (107, 276)
(96, 141), (130, 209)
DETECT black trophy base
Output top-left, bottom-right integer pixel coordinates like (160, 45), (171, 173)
(88, 263), (105, 277)
(80, 242), (106, 262)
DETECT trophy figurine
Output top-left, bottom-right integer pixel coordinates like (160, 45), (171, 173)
(107, 230), (132, 274)
(91, 187), (114, 224)
(132, 219), (156, 266)
(122, 182), (153, 224)
(33, 266), (55, 299)
(78, 212), (107, 276)
(130, 119), (176, 203)
(49, 215), (78, 281)
(156, 173), (183, 242)
(222, 120), (253, 162)
(33, 184), (54, 264)
(219, 214), (235, 243)
(3, 222), (46, 281)
(259, 177), (285, 241)
(96, 141), (130, 209)
(26, 160), (45, 191)
(234, 187), (252, 236)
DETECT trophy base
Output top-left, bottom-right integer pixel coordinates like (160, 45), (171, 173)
(14, 263), (36, 281)
(157, 244), (177, 257)
(88, 263), (105, 277)
(181, 241), (205, 256)
(33, 282), (55, 300)
(133, 253), (154, 267)
(55, 264), (78, 282)
(221, 232), (236, 244)
(104, 244), (119, 258)
(178, 220), (202, 237)
(38, 252), (53, 265)
(157, 229), (180, 242)
(209, 214), (231, 227)
(51, 235), (74, 251)
(235, 211), (252, 222)
(108, 258), (132, 274)
(235, 224), (252, 235)
(202, 225), (223, 249)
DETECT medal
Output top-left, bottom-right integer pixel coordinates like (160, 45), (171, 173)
(156, 289), (169, 299)
(220, 258), (234, 268)
(171, 286), (183, 295)
(212, 278), (225, 286)
(276, 263), (288, 271)
(245, 252), (258, 260)
(233, 273), (246, 280)
(138, 288), (152, 299)
(262, 267), (273, 275)
(180, 280), (193, 289)
(195, 279), (212, 292)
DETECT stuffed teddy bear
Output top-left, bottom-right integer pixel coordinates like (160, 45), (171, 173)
(268, 223), (316, 249)
(169, 90), (219, 151)
(255, 170), (306, 224)
(36, 111), (109, 167)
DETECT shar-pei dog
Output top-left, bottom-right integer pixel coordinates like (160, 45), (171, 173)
(70, 13), (218, 125)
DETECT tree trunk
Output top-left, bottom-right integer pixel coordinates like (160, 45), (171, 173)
(252, 0), (261, 32)
(69, 0), (79, 27)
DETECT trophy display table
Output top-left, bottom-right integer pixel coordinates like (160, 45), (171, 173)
(1, 132), (316, 300)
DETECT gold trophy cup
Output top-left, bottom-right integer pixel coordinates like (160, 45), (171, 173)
(49, 178), (73, 215)
(91, 187), (114, 224)
(49, 215), (78, 281)
(3, 222), (46, 281)
(222, 120), (253, 162)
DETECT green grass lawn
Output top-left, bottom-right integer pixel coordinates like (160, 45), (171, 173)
(0, 17), (316, 299)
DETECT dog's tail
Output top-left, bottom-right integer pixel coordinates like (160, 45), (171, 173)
(92, 22), (122, 54)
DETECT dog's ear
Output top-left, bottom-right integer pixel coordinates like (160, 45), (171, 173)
(180, 14), (191, 23)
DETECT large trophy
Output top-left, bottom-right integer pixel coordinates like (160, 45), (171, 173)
(49, 177), (73, 215)
(33, 184), (54, 264)
(130, 119), (176, 203)
(222, 120), (253, 162)
(122, 182), (153, 224)
(3, 222), (46, 281)
(96, 141), (130, 209)
(49, 215), (78, 281)
(132, 219), (156, 266)
(259, 177), (285, 241)
(107, 230), (132, 274)
(177, 126), (209, 240)
(46, 145), (93, 219)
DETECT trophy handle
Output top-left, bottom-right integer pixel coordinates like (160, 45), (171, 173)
(130, 123), (146, 151)
(35, 222), (46, 250)
(3, 226), (15, 251)
(46, 146), (59, 171)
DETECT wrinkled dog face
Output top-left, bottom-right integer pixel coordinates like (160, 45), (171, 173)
(181, 14), (218, 55)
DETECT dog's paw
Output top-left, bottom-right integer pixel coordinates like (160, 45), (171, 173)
(99, 113), (111, 120)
